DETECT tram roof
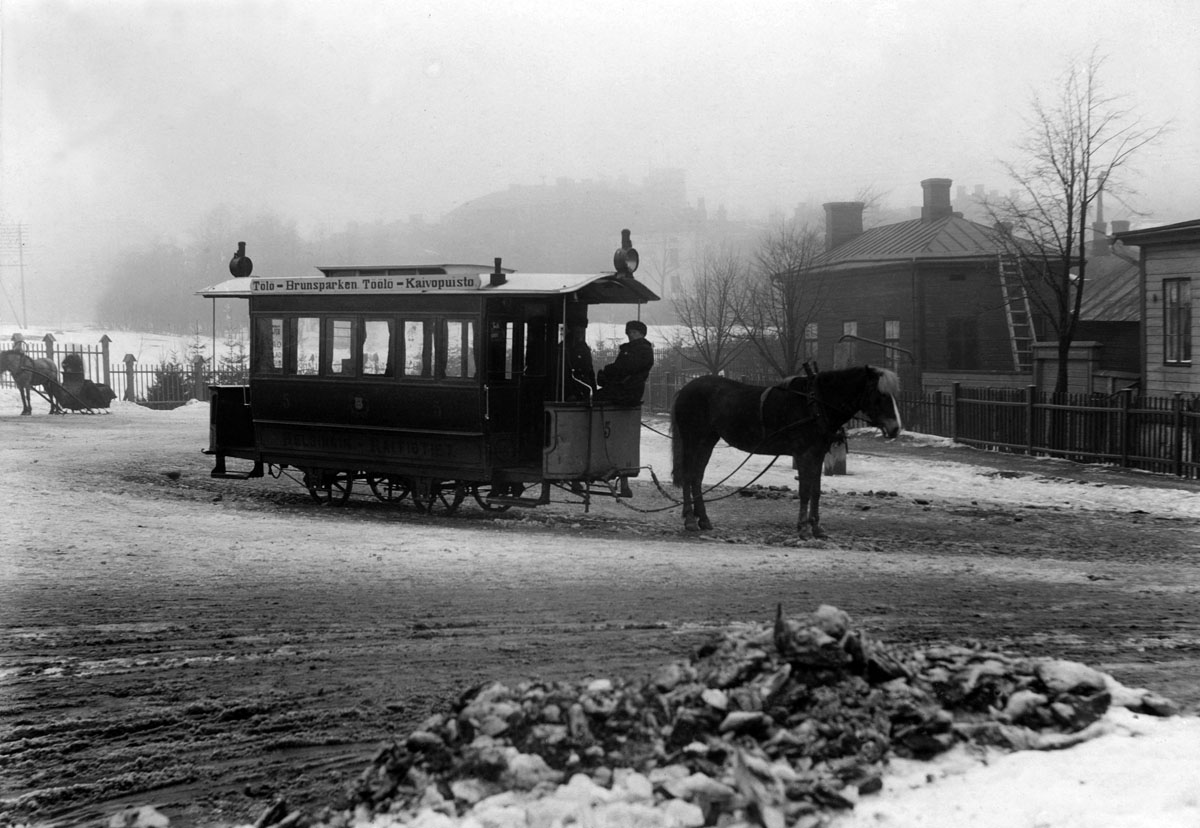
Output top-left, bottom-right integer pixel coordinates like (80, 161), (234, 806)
(198, 266), (659, 305)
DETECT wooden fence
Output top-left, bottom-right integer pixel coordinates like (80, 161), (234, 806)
(896, 385), (1200, 479)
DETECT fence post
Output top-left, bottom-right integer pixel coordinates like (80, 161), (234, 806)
(100, 335), (112, 387)
(1119, 388), (1132, 468)
(950, 383), (960, 442)
(123, 354), (137, 401)
(1026, 386), (1036, 456)
(1174, 393), (1185, 477)
(42, 333), (56, 365)
(192, 356), (207, 401)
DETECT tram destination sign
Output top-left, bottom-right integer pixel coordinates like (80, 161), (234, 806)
(249, 274), (483, 294)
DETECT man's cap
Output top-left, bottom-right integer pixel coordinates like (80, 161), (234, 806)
(10, 332), (23, 342)
(625, 320), (647, 335)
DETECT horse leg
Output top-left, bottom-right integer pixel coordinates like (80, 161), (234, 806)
(690, 438), (718, 531)
(692, 476), (712, 530)
(680, 468), (698, 531)
(794, 449), (826, 539)
(20, 384), (32, 415)
(682, 475), (699, 531)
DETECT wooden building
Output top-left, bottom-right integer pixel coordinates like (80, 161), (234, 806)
(1115, 219), (1200, 396)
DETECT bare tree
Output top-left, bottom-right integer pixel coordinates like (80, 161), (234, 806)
(670, 244), (747, 374)
(735, 220), (826, 378)
(988, 49), (1167, 392)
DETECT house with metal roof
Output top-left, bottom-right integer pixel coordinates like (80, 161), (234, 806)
(793, 178), (1045, 392)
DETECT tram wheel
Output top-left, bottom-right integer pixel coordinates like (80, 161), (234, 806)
(305, 469), (354, 506)
(367, 475), (411, 504)
(472, 484), (516, 513)
(411, 480), (466, 515)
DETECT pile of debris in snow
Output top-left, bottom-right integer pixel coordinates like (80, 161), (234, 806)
(261, 605), (1177, 828)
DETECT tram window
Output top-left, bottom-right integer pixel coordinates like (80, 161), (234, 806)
(362, 319), (392, 376)
(445, 319), (476, 378)
(402, 319), (430, 377)
(253, 317), (284, 374)
(296, 317), (320, 376)
(325, 318), (356, 375)
(488, 321), (517, 380)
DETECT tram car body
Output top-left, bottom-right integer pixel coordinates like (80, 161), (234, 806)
(199, 238), (658, 510)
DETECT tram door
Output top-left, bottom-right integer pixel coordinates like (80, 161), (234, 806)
(484, 300), (553, 467)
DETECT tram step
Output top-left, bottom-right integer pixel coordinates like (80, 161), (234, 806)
(210, 470), (258, 480)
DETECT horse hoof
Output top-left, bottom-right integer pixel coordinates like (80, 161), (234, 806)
(812, 526), (827, 539)
(684, 517), (700, 532)
(699, 518), (713, 530)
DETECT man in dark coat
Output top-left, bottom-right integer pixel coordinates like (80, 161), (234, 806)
(596, 319), (654, 405)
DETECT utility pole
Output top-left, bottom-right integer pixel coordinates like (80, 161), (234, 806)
(0, 223), (29, 328)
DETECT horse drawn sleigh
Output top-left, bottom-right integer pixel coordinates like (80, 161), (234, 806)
(1, 340), (117, 415)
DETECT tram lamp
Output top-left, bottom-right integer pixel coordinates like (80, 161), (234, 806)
(229, 241), (253, 278)
(490, 258), (507, 287)
(613, 229), (639, 276)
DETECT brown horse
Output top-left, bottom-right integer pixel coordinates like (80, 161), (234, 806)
(1, 349), (61, 415)
(671, 366), (902, 538)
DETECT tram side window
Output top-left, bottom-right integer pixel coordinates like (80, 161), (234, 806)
(402, 319), (430, 377)
(325, 318), (356, 375)
(444, 319), (477, 378)
(295, 317), (320, 376)
(253, 317), (284, 374)
(488, 321), (517, 380)
(362, 319), (392, 376)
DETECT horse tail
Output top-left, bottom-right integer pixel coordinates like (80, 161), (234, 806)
(670, 392), (684, 488)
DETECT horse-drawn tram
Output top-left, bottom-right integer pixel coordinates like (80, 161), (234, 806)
(198, 233), (658, 513)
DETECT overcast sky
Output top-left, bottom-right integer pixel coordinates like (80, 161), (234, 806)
(2, 0), (1198, 322)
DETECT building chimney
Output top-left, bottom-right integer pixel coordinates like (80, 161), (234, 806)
(1091, 221), (1110, 257)
(823, 201), (865, 251)
(1111, 219), (1131, 235)
(920, 178), (954, 221)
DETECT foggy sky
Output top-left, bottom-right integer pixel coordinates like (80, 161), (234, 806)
(2, 0), (1199, 322)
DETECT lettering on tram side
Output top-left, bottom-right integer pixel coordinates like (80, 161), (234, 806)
(249, 275), (482, 294)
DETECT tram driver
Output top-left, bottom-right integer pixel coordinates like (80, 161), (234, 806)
(595, 320), (653, 405)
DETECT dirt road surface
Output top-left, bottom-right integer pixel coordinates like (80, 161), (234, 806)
(2, 402), (1198, 827)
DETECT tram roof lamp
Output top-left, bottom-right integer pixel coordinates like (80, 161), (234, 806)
(229, 241), (253, 278)
(490, 257), (507, 287)
(613, 228), (638, 276)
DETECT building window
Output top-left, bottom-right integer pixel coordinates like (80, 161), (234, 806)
(841, 321), (857, 364)
(947, 317), (979, 369)
(804, 322), (819, 362)
(884, 319), (900, 372)
(1164, 278), (1192, 365)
